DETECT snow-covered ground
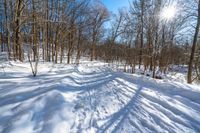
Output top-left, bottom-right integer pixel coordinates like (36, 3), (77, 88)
(0, 61), (200, 133)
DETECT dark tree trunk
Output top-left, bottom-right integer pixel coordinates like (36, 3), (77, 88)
(187, 0), (200, 84)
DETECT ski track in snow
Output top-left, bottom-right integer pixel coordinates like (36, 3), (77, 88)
(0, 61), (200, 133)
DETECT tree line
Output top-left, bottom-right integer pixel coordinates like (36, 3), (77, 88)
(0, 0), (199, 83)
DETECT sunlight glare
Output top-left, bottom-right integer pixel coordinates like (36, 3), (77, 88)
(161, 5), (177, 21)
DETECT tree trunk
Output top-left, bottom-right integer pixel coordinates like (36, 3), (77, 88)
(187, 0), (200, 84)
(14, 0), (24, 61)
(4, 0), (11, 59)
(139, 0), (144, 69)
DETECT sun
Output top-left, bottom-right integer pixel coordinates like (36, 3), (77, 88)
(161, 5), (177, 21)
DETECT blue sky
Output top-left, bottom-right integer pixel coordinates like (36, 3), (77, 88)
(102, 0), (130, 13)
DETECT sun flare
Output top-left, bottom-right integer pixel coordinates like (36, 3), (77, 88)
(161, 5), (177, 21)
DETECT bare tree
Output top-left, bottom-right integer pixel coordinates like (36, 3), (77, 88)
(89, 2), (109, 61)
(13, 0), (24, 61)
(188, 0), (200, 83)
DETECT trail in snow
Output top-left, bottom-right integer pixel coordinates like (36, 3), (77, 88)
(0, 61), (200, 133)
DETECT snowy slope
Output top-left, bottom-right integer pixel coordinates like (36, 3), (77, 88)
(0, 61), (200, 133)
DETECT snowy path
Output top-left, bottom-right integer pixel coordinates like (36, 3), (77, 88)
(0, 61), (200, 133)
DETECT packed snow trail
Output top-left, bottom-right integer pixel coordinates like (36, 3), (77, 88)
(0, 61), (200, 133)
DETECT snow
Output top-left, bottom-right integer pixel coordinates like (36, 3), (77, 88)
(0, 61), (200, 133)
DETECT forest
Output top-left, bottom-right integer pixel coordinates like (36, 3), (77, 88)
(0, 0), (199, 83)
